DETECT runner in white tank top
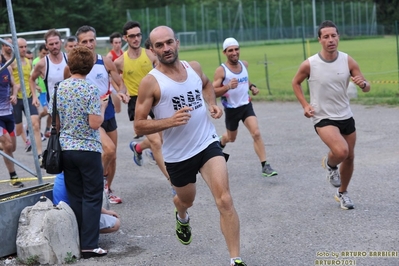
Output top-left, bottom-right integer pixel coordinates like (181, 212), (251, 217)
(213, 37), (278, 177)
(134, 26), (247, 266)
(292, 20), (371, 210)
(150, 60), (218, 162)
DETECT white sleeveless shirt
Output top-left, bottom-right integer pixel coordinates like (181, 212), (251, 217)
(86, 54), (109, 96)
(150, 61), (219, 163)
(220, 60), (250, 108)
(308, 51), (353, 124)
(44, 52), (68, 96)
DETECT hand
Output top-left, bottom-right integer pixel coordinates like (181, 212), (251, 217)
(9, 95), (17, 105)
(32, 96), (40, 108)
(209, 104), (223, 119)
(250, 86), (259, 95)
(229, 78), (238, 89)
(117, 92), (130, 104)
(351, 76), (365, 88)
(304, 104), (314, 118)
(172, 106), (192, 126)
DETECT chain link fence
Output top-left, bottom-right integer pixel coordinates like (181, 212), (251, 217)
(127, 0), (381, 49)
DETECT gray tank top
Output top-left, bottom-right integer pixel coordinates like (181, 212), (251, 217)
(308, 51), (353, 124)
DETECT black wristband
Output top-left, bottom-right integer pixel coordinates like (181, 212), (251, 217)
(249, 84), (256, 90)
(361, 81), (367, 89)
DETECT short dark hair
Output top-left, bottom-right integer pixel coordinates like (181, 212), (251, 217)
(66, 36), (77, 43)
(75, 25), (96, 41)
(109, 32), (122, 43)
(144, 37), (151, 49)
(122, 21), (141, 36)
(26, 50), (32, 54)
(38, 44), (47, 52)
(67, 46), (94, 75)
(318, 20), (339, 38)
(44, 29), (61, 43)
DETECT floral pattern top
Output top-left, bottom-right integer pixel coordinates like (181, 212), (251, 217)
(48, 78), (102, 153)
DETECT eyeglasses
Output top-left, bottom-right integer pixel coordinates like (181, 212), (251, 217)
(126, 33), (142, 39)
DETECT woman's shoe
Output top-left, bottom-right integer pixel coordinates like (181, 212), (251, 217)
(81, 248), (108, 259)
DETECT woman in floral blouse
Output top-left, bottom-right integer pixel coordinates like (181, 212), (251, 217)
(49, 46), (108, 259)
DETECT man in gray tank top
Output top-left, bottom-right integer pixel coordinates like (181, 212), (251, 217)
(292, 20), (371, 210)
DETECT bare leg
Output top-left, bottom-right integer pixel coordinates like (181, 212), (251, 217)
(201, 156), (241, 258)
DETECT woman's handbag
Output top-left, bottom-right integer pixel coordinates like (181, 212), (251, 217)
(42, 83), (63, 174)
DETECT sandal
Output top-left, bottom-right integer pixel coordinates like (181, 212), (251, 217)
(81, 247), (108, 259)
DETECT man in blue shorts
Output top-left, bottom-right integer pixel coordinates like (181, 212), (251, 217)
(32, 44), (50, 139)
(53, 172), (120, 234)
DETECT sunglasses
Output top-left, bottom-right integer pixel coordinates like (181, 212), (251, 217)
(126, 33), (142, 39)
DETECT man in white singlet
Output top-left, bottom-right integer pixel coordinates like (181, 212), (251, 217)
(30, 29), (68, 139)
(292, 20), (371, 210)
(71, 25), (129, 205)
(134, 26), (247, 266)
(213, 37), (277, 177)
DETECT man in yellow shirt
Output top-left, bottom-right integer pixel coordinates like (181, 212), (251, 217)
(114, 21), (169, 181)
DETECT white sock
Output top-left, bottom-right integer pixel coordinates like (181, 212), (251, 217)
(231, 257), (242, 265)
(177, 212), (189, 223)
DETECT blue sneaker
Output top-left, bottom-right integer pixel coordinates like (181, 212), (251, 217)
(145, 149), (156, 165)
(129, 141), (143, 166)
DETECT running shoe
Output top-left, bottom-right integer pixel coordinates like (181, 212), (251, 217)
(41, 133), (46, 142)
(322, 155), (341, 187)
(145, 149), (156, 165)
(232, 259), (247, 266)
(262, 163), (278, 177)
(334, 189), (354, 210)
(38, 155), (44, 168)
(129, 141), (143, 166)
(10, 176), (24, 188)
(107, 188), (122, 204)
(133, 134), (143, 139)
(175, 208), (192, 245)
(25, 140), (31, 152)
(171, 185), (176, 196)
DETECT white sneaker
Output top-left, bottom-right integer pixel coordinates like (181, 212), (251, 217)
(322, 155), (341, 187)
(334, 190), (354, 210)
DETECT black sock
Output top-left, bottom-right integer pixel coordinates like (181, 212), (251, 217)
(327, 162), (338, 170)
(261, 161), (266, 168)
(9, 172), (17, 178)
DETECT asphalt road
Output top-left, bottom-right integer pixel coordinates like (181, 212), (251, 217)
(1, 101), (398, 266)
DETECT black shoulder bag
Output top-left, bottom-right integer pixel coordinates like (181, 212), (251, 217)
(42, 82), (63, 174)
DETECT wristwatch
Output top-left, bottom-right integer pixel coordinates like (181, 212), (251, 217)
(361, 81), (367, 89)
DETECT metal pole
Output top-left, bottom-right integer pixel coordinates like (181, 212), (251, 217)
(312, 0), (316, 38)
(302, 27), (309, 95)
(264, 54), (272, 95)
(396, 21), (399, 90)
(6, 0), (43, 184)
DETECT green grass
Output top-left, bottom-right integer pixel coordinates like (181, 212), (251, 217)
(179, 36), (399, 105)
